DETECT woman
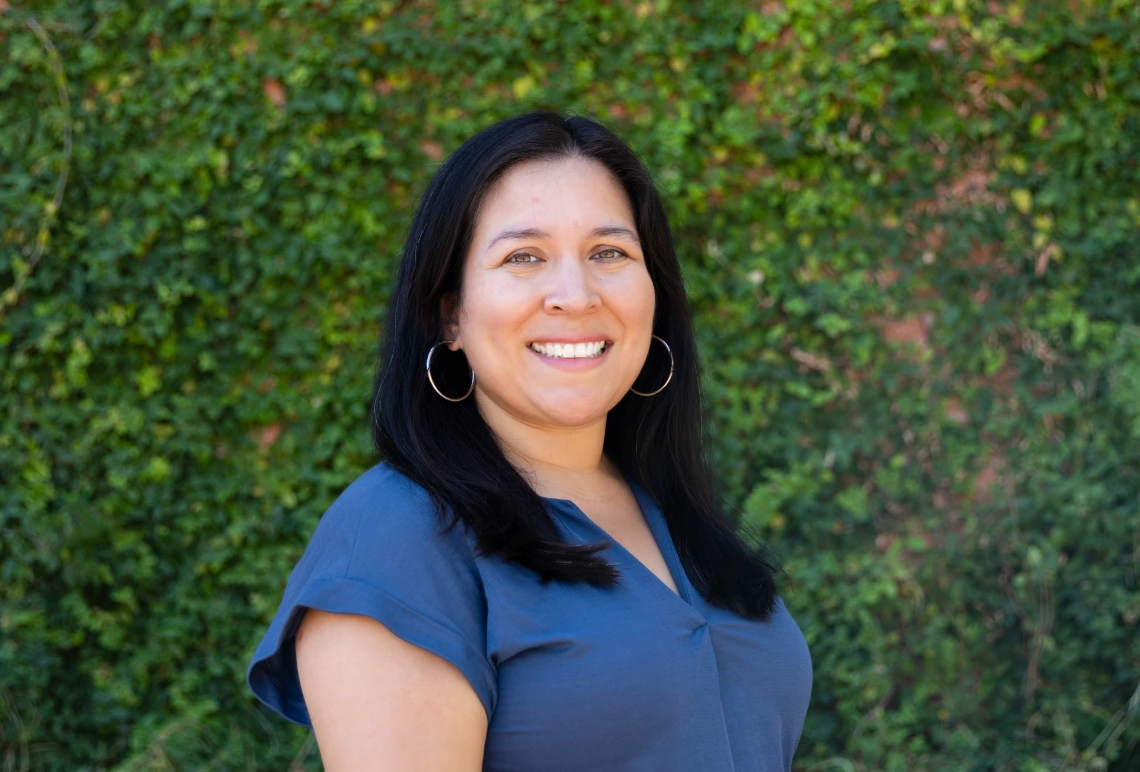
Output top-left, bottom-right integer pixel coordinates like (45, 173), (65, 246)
(248, 111), (813, 771)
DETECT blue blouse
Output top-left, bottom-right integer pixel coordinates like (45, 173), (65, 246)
(248, 461), (813, 771)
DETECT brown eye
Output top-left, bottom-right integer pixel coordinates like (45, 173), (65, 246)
(506, 252), (540, 264)
(594, 248), (627, 261)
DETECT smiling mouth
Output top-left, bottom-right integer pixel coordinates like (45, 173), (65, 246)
(528, 341), (610, 359)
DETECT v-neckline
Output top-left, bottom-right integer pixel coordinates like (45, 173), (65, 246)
(542, 473), (696, 609)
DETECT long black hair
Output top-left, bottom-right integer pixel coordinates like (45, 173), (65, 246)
(371, 110), (782, 620)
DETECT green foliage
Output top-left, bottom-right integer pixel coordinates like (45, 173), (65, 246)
(2, 0), (1138, 769)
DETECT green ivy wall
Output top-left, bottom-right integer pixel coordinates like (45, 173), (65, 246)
(2, 1), (1138, 770)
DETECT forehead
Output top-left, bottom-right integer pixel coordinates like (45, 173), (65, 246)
(474, 156), (635, 244)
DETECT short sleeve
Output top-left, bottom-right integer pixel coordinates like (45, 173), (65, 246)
(246, 462), (497, 726)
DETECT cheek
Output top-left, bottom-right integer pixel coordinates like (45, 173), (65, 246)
(459, 276), (534, 356)
(611, 268), (656, 327)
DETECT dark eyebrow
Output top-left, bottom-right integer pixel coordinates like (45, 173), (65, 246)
(590, 225), (641, 244)
(486, 225), (641, 250)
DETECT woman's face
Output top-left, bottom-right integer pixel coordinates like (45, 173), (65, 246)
(444, 155), (656, 430)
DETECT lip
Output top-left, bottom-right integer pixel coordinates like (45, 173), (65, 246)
(528, 340), (612, 370)
(528, 335), (613, 345)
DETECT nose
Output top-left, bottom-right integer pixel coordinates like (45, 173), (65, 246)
(543, 256), (600, 315)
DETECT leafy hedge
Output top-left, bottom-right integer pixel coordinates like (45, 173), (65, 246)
(2, 1), (1138, 770)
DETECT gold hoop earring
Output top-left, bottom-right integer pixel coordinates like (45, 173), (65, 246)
(630, 335), (674, 397)
(426, 341), (475, 402)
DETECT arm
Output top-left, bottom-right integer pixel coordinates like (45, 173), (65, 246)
(295, 608), (488, 772)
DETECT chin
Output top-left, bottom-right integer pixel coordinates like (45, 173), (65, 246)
(532, 395), (612, 427)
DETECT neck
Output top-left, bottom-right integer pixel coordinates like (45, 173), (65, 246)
(474, 389), (617, 499)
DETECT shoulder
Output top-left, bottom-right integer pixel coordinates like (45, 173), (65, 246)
(248, 461), (496, 727)
(325, 461), (435, 518)
(304, 461), (475, 580)
(319, 461), (454, 537)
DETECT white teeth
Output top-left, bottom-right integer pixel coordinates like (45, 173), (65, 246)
(530, 341), (607, 359)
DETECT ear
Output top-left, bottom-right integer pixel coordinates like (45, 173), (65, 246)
(439, 292), (462, 350)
